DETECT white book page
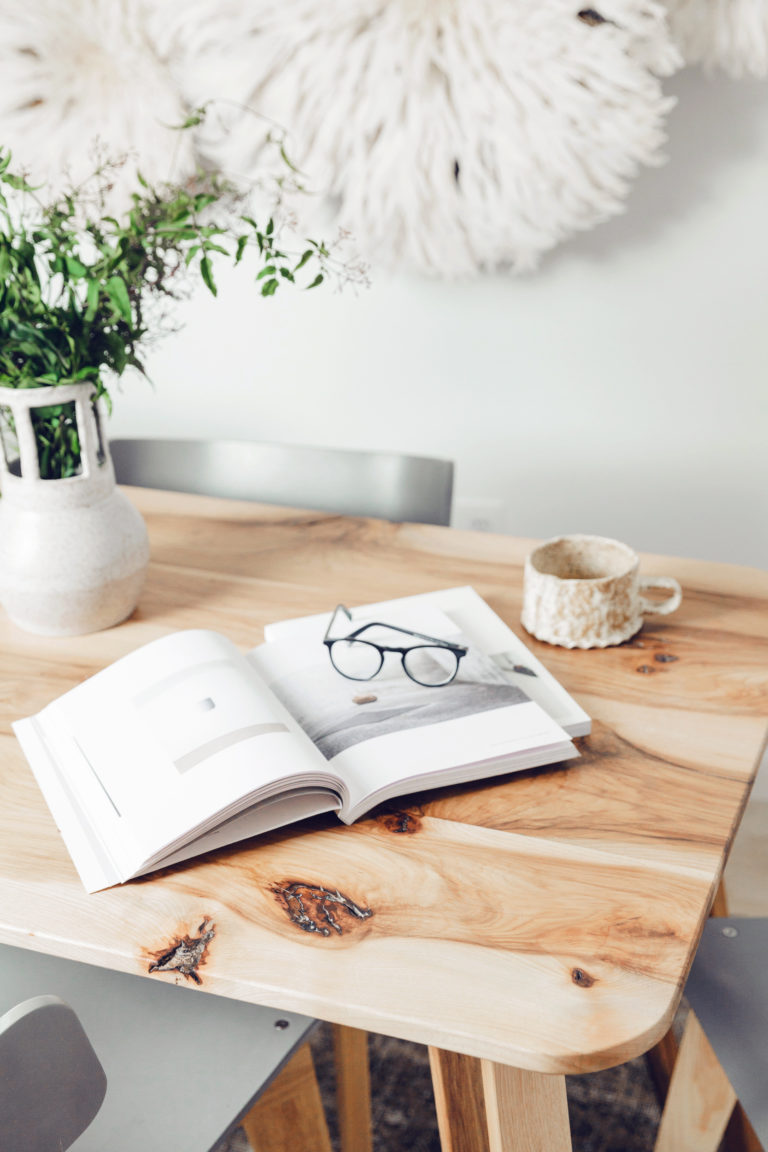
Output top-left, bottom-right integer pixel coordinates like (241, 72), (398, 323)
(265, 588), (591, 737)
(14, 715), (133, 892)
(18, 630), (332, 872)
(137, 789), (342, 876)
(251, 604), (575, 817)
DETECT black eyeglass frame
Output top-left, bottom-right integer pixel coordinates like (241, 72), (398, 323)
(323, 604), (468, 687)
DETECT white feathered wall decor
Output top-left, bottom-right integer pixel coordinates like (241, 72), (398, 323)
(665, 0), (768, 77)
(0, 0), (686, 275)
(153, 0), (683, 277)
(0, 0), (195, 202)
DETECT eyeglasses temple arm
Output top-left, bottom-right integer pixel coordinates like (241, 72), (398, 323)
(324, 604), (352, 644)
(345, 619), (467, 653)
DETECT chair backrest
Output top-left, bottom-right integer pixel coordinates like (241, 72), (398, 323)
(110, 438), (454, 526)
(686, 917), (768, 1146)
(0, 994), (106, 1152)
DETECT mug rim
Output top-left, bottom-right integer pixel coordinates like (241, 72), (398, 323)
(527, 533), (638, 583)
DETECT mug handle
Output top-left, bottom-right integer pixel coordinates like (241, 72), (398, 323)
(639, 576), (682, 616)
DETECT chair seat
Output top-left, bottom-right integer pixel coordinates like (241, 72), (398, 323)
(0, 942), (316, 1152)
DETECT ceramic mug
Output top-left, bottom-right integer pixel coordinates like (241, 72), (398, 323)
(521, 534), (682, 649)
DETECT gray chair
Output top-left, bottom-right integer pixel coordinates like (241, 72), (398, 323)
(0, 993), (106, 1152)
(655, 917), (768, 1151)
(0, 941), (325, 1152)
(110, 438), (454, 526)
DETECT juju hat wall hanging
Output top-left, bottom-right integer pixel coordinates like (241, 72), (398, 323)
(665, 0), (768, 77)
(0, 0), (195, 202)
(0, 0), (687, 276)
(151, 0), (682, 277)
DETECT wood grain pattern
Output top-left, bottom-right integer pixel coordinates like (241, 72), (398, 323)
(0, 488), (766, 1076)
(429, 1048), (491, 1152)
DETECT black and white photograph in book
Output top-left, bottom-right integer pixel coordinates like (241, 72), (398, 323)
(267, 623), (531, 761)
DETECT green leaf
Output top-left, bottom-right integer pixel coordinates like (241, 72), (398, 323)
(85, 278), (100, 322)
(234, 235), (248, 265)
(260, 278), (279, 297)
(2, 172), (36, 193)
(192, 193), (217, 212)
(65, 256), (88, 279)
(200, 255), (217, 296)
(168, 104), (209, 131)
(293, 250), (314, 273)
(155, 224), (199, 239)
(306, 273), (324, 290)
(256, 264), (277, 281)
(279, 144), (300, 173)
(106, 276), (132, 323)
(103, 331), (128, 375)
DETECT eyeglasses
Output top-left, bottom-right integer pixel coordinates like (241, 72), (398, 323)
(323, 604), (468, 687)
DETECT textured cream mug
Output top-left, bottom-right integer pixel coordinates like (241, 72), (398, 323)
(521, 534), (682, 649)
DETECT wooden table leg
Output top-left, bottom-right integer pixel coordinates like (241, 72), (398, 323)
(429, 1048), (572, 1152)
(240, 1041), (332, 1152)
(647, 876), (731, 1104)
(654, 1009), (737, 1152)
(646, 1027), (681, 1104)
(332, 1023), (373, 1152)
(710, 878), (730, 919)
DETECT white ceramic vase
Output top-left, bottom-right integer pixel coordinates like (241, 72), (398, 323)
(0, 383), (149, 636)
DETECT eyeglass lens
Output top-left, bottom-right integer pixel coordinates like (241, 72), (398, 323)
(403, 646), (459, 686)
(329, 639), (384, 680)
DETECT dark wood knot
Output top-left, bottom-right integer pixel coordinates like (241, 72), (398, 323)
(148, 917), (215, 985)
(571, 967), (596, 988)
(376, 810), (422, 834)
(578, 8), (607, 24)
(270, 881), (373, 937)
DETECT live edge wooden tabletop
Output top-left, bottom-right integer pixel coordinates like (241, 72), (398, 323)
(1, 488), (766, 1078)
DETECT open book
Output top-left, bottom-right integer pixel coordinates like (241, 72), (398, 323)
(14, 586), (589, 892)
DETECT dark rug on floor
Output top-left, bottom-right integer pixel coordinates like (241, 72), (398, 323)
(220, 1020), (666, 1151)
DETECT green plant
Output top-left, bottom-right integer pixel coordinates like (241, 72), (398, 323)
(0, 142), (353, 479)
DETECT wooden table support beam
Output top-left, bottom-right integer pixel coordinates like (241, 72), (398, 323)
(241, 1041), (332, 1152)
(332, 1023), (373, 1152)
(429, 1048), (572, 1152)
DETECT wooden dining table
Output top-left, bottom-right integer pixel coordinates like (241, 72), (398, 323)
(1, 486), (767, 1151)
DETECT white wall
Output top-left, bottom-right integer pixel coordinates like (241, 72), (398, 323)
(111, 66), (768, 572)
